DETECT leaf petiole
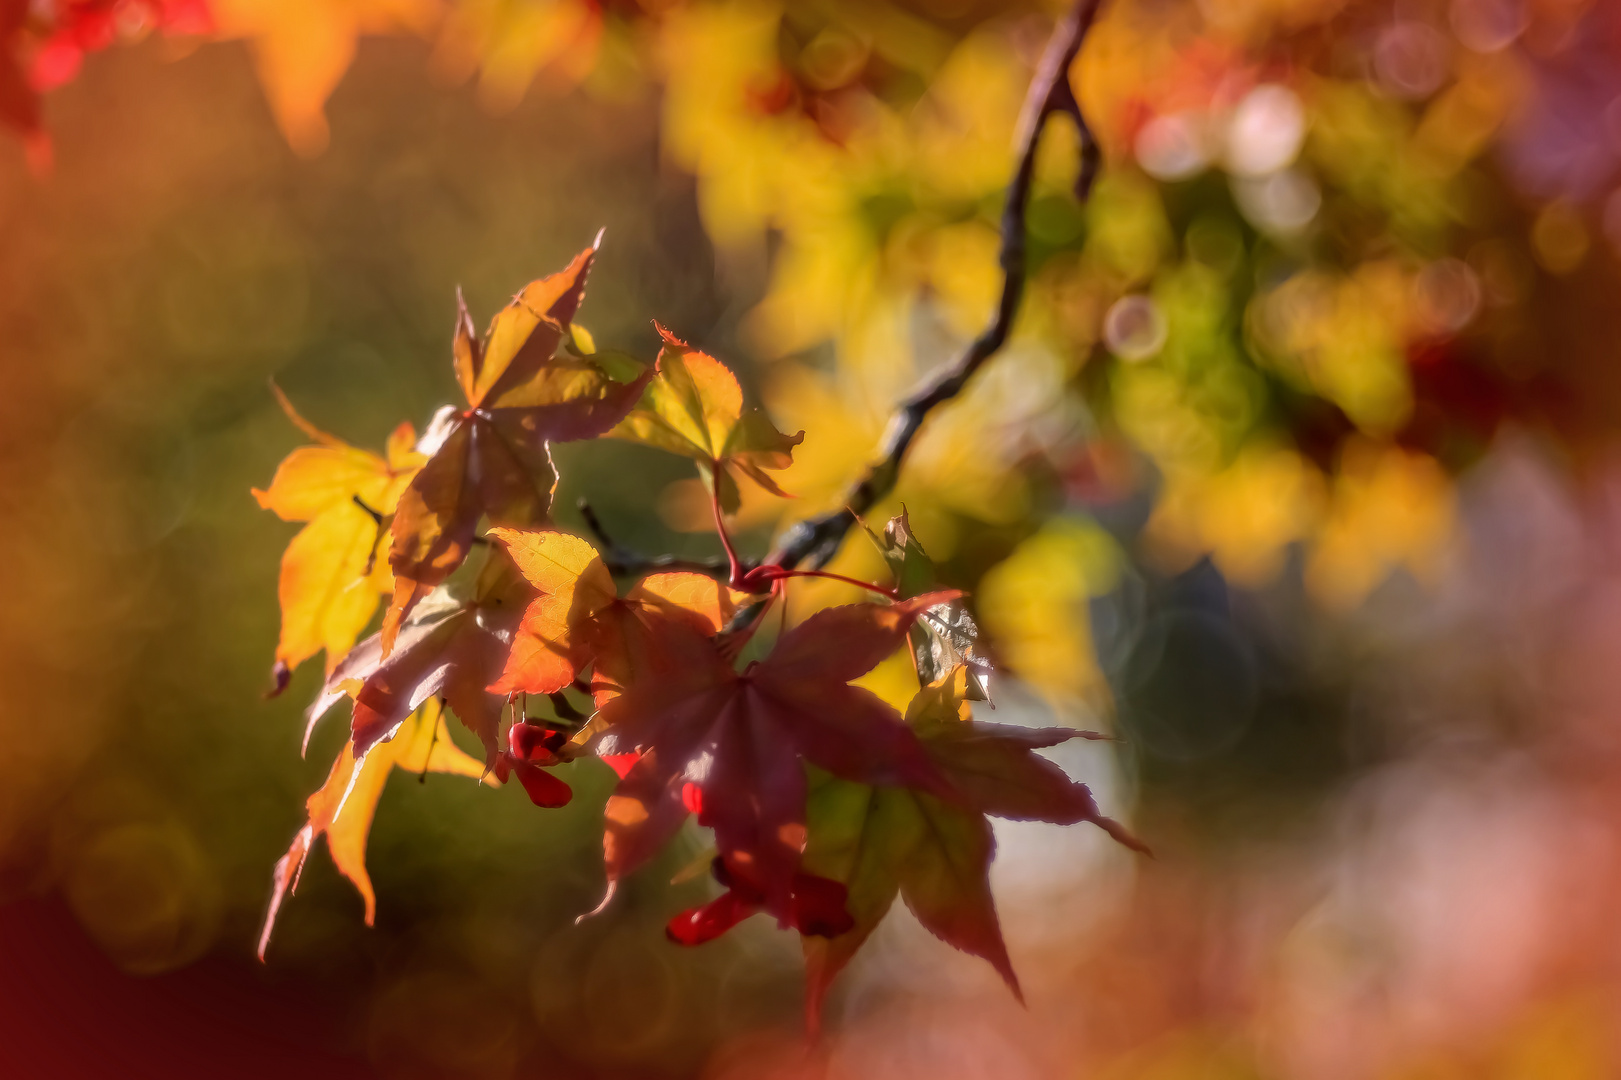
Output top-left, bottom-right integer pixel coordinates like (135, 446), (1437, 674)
(707, 467), (753, 591)
(741, 565), (899, 600)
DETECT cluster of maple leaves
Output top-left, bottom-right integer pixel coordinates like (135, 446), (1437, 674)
(254, 239), (1144, 1030)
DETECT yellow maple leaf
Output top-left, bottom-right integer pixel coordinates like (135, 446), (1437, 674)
(253, 384), (423, 684)
(258, 699), (489, 958)
(431, 0), (602, 113)
(1144, 445), (1326, 586)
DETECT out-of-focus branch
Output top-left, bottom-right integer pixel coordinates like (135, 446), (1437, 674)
(759, 0), (1104, 579)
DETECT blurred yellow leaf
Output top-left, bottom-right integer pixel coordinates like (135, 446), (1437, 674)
(211, 0), (443, 155)
(1145, 446), (1324, 585)
(1305, 440), (1454, 611)
(1250, 262), (1415, 435)
(978, 518), (1119, 706)
(433, 0), (602, 112)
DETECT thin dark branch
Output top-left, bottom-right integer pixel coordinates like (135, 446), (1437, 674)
(577, 498), (740, 580)
(546, 692), (588, 725)
(747, 0), (1104, 588)
(352, 495), (384, 525)
(356, 496), (389, 575)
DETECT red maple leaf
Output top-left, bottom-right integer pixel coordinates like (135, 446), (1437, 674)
(592, 592), (963, 918)
(799, 666), (1150, 1032)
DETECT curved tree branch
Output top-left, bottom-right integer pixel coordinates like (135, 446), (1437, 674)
(760, 0), (1104, 579)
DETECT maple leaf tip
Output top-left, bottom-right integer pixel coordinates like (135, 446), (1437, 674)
(264, 660), (292, 700)
(575, 881), (617, 924)
(651, 320), (687, 349)
(1101, 816), (1152, 857)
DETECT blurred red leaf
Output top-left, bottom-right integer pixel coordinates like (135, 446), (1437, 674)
(667, 854), (853, 946)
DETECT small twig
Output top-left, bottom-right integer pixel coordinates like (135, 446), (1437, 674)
(727, 0), (1104, 627)
(355, 496), (387, 574)
(1046, 52), (1103, 201)
(547, 692), (588, 725)
(352, 495), (383, 525)
(418, 707), (441, 783)
(577, 498), (740, 580)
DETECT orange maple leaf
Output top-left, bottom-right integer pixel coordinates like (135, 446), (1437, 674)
(380, 238), (653, 653)
(483, 526), (739, 698)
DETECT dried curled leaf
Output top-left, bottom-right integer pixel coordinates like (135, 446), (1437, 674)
(868, 509), (992, 699)
(609, 323), (803, 513)
(258, 699), (486, 960)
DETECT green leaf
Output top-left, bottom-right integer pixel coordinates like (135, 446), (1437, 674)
(798, 666), (1143, 1032)
(609, 323), (803, 513)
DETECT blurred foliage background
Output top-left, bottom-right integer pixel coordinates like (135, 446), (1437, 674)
(5, 0), (1621, 1077)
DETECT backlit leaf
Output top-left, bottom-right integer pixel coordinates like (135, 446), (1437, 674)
(799, 667), (1143, 1033)
(253, 384), (423, 690)
(311, 557), (533, 766)
(486, 528), (618, 695)
(593, 593), (960, 919)
(610, 323), (803, 513)
(381, 242), (651, 651)
(257, 699), (486, 959)
(485, 527), (739, 699)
